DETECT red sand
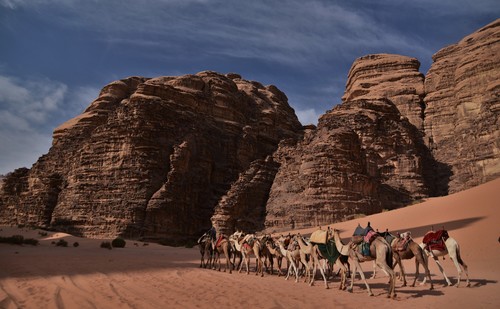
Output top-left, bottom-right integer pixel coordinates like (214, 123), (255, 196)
(1, 178), (499, 309)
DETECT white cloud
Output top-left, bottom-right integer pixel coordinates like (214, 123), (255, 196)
(0, 74), (71, 174)
(296, 108), (321, 126)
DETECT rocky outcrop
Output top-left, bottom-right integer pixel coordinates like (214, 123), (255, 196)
(343, 54), (426, 130)
(1, 20), (498, 240)
(263, 99), (437, 232)
(0, 72), (302, 240)
(424, 19), (500, 193)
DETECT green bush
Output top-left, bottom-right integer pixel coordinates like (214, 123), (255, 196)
(100, 241), (112, 250)
(111, 237), (126, 248)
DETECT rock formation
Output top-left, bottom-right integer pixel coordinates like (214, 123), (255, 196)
(1, 20), (499, 240)
(343, 54), (426, 131)
(263, 98), (437, 232)
(0, 72), (302, 240)
(424, 19), (500, 193)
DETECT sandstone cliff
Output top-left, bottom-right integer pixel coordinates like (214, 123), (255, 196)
(263, 98), (438, 232)
(0, 72), (302, 240)
(1, 20), (499, 240)
(343, 54), (426, 130)
(424, 19), (500, 193)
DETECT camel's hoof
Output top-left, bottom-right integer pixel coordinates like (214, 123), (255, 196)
(368, 293), (374, 297)
(466, 283), (471, 287)
(429, 286), (434, 290)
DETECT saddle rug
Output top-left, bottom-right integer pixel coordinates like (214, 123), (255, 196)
(317, 239), (341, 264)
(215, 235), (225, 248)
(423, 229), (449, 251)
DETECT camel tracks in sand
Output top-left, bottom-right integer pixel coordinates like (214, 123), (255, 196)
(54, 287), (64, 309)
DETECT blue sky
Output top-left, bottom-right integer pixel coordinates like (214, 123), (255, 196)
(0, 0), (498, 175)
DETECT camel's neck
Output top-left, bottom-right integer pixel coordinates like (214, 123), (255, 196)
(333, 231), (350, 256)
(277, 242), (288, 256)
(231, 238), (242, 251)
(296, 236), (312, 253)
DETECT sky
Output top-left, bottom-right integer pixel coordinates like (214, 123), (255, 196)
(0, 0), (498, 175)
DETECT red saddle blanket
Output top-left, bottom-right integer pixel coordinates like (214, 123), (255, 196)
(215, 235), (225, 248)
(423, 229), (449, 251)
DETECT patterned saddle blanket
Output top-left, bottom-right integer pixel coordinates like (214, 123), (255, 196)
(423, 229), (449, 251)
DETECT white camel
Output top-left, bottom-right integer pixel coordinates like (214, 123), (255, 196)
(420, 234), (470, 287)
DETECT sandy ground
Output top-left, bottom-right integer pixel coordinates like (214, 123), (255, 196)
(1, 178), (499, 309)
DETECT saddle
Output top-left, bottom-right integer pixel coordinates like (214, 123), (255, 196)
(395, 236), (410, 252)
(423, 229), (449, 251)
(310, 229), (328, 244)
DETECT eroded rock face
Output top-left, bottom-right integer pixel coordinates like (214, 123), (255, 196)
(263, 99), (437, 232)
(0, 72), (302, 240)
(343, 54), (425, 130)
(424, 19), (500, 193)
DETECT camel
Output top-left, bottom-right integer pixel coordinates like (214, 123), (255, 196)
(212, 234), (232, 274)
(197, 233), (213, 269)
(372, 231), (434, 289)
(264, 238), (285, 276)
(229, 232), (264, 276)
(276, 236), (301, 283)
(296, 233), (344, 289)
(258, 234), (275, 274)
(292, 235), (314, 285)
(420, 231), (470, 287)
(332, 228), (396, 298)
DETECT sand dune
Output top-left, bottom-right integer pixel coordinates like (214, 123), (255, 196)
(1, 178), (499, 309)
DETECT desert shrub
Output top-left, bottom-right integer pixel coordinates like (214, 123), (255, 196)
(100, 241), (112, 250)
(38, 231), (48, 237)
(56, 239), (68, 247)
(23, 238), (39, 246)
(73, 242), (79, 247)
(0, 235), (24, 244)
(111, 237), (126, 248)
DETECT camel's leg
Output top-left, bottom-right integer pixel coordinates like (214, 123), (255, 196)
(431, 256), (452, 286)
(318, 259), (329, 289)
(411, 257), (420, 287)
(335, 259), (347, 290)
(370, 260), (377, 279)
(421, 252), (434, 290)
(377, 260), (396, 298)
(396, 255), (407, 286)
(348, 260), (374, 296)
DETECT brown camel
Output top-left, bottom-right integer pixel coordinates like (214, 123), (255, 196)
(212, 235), (232, 274)
(372, 231), (434, 290)
(333, 228), (396, 298)
(265, 239), (285, 276)
(197, 233), (213, 269)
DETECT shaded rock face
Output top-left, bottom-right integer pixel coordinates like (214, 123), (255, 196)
(263, 99), (439, 232)
(424, 19), (500, 193)
(0, 71), (302, 240)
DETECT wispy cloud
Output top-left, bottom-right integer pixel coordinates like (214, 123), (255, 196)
(0, 74), (96, 174)
(0, 0), (434, 67)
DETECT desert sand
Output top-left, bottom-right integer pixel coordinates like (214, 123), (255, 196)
(1, 178), (499, 309)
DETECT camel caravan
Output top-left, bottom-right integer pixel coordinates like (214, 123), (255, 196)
(197, 222), (470, 298)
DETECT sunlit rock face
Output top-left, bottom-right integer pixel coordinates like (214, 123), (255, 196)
(0, 71), (301, 240)
(423, 19), (500, 193)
